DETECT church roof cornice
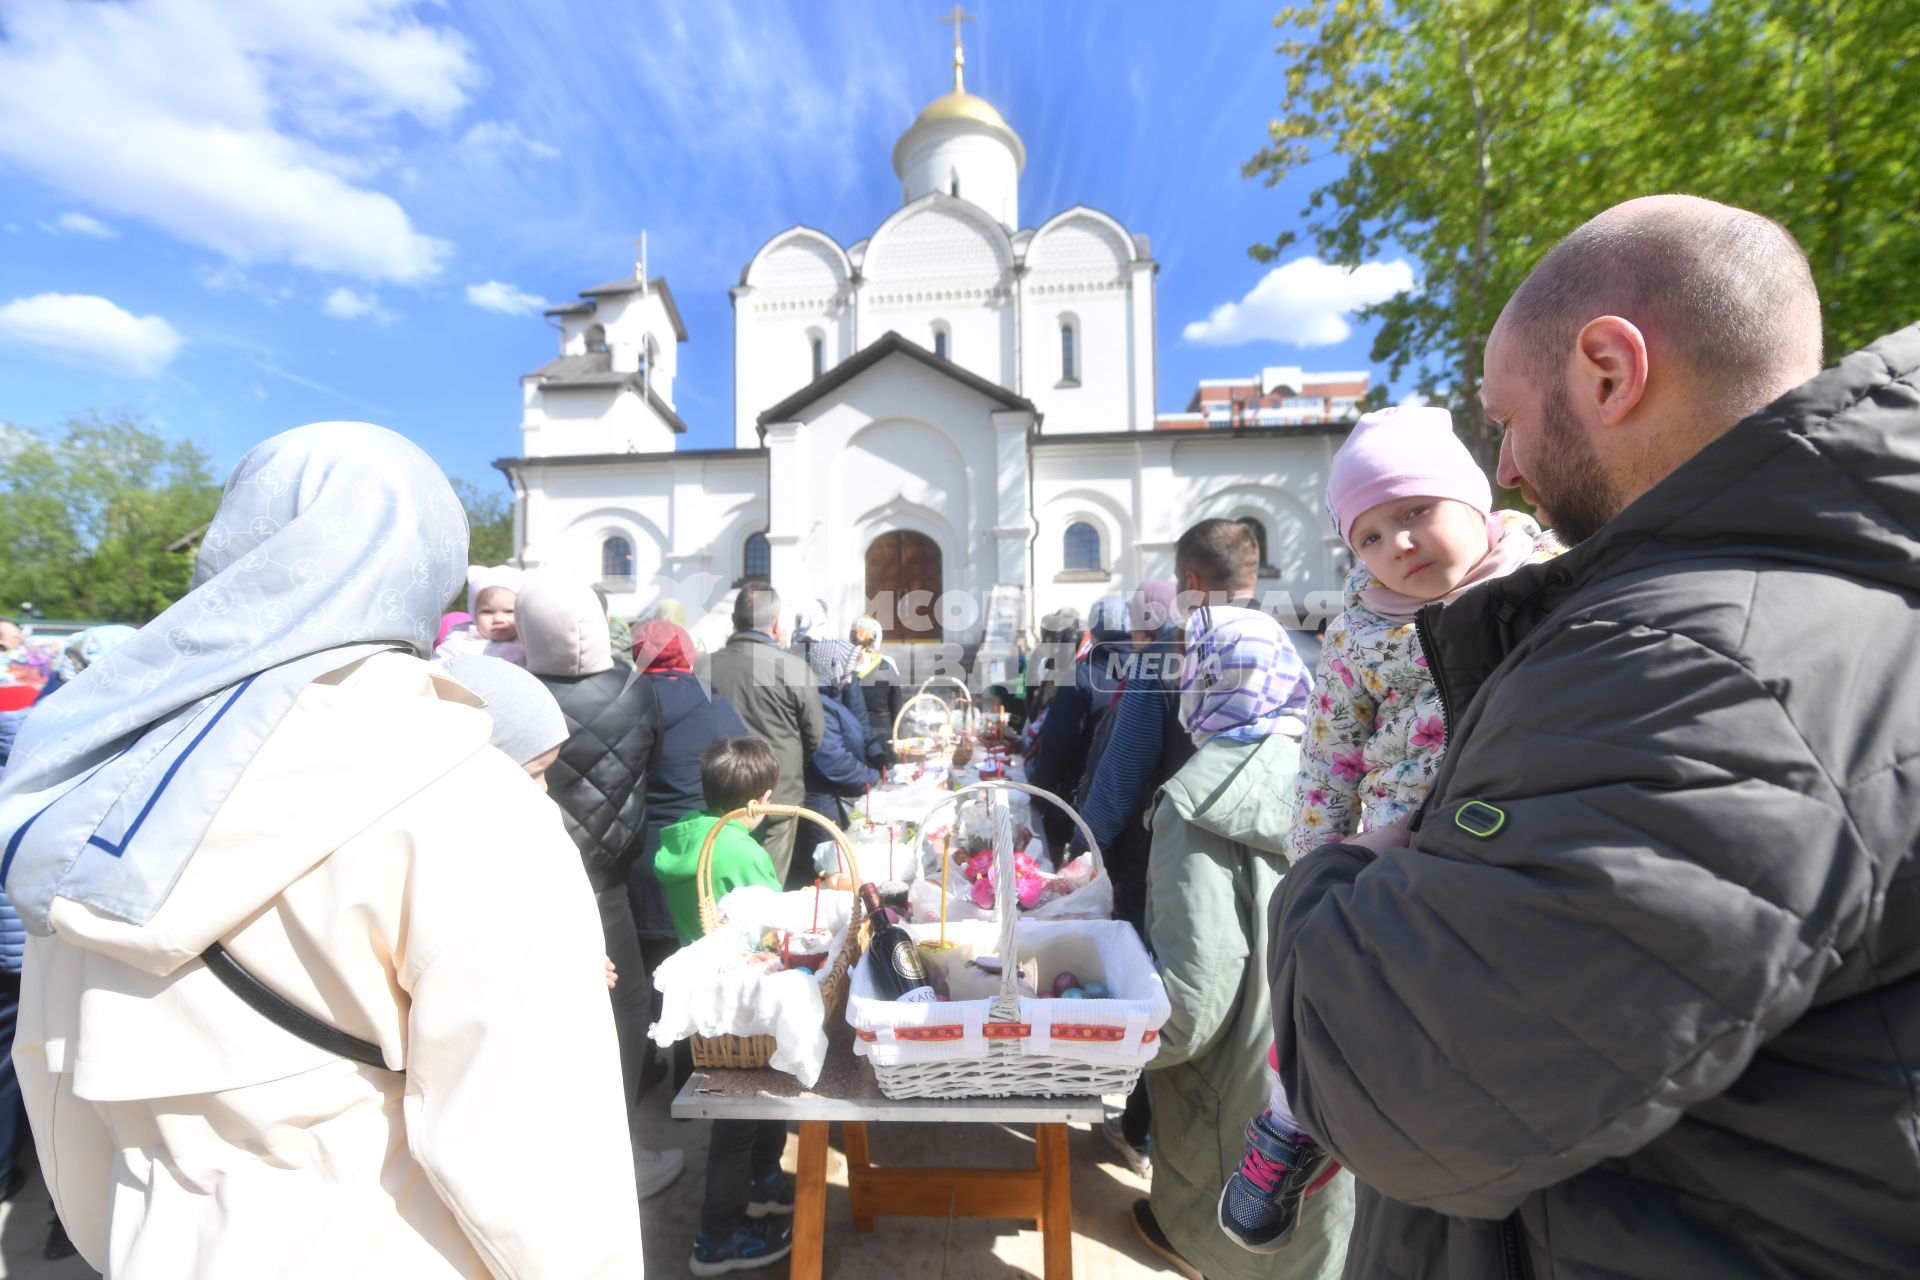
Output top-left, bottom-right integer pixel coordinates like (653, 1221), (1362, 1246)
(524, 353), (690, 433)
(555, 277), (689, 341)
(756, 330), (1034, 426)
(493, 445), (766, 476)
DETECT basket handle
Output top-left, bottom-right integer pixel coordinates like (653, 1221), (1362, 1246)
(695, 801), (865, 937)
(911, 779), (1107, 896)
(988, 790), (1022, 1016)
(892, 691), (959, 745)
(913, 675), (973, 708)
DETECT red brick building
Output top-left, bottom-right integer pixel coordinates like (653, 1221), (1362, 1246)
(1156, 366), (1370, 431)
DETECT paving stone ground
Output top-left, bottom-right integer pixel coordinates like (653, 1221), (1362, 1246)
(0, 1081), (1180, 1278)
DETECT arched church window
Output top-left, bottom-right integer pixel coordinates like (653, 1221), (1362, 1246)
(743, 531), (771, 580)
(1237, 516), (1271, 570)
(809, 333), (825, 380)
(1063, 522), (1101, 572)
(932, 321), (950, 361)
(950, 170), (960, 198)
(1060, 318), (1078, 384)
(601, 535), (635, 585)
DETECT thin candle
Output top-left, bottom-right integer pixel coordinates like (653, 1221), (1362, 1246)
(812, 876), (822, 931)
(938, 826), (951, 948)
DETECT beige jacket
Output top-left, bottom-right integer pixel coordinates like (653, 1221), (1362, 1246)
(14, 652), (643, 1278)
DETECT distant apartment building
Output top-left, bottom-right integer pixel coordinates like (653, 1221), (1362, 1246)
(1156, 366), (1371, 431)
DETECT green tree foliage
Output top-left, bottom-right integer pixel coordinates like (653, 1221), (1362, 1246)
(450, 477), (515, 608)
(0, 412), (221, 624)
(1249, 0), (1920, 464)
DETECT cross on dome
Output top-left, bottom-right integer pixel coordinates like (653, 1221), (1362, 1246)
(937, 5), (974, 94)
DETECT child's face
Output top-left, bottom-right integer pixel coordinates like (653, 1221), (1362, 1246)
(474, 588), (518, 641)
(1350, 497), (1489, 599)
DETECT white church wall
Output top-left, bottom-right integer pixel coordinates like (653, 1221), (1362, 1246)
(764, 356), (1019, 644)
(516, 454), (768, 619)
(862, 198), (1015, 390)
(735, 230), (855, 447)
(593, 292), (680, 403)
(896, 127), (1020, 228)
(524, 388), (677, 458)
(1022, 209), (1145, 434)
(1169, 435), (1349, 606)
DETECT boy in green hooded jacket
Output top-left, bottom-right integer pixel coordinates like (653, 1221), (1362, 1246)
(652, 737), (794, 1275)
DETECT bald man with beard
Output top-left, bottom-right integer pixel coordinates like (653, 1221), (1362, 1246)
(1263, 196), (1920, 1278)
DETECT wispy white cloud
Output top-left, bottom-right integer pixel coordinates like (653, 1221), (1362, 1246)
(465, 280), (548, 316)
(41, 211), (118, 239)
(0, 292), (184, 377)
(0, 0), (475, 284)
(1184, 257), (1416, 348)
(459, 120), (560, 164)
(322, 286), (397, 324)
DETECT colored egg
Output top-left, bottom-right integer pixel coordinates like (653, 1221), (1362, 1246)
(1060, 987), (1085, 999)
(1052, 971), (1079, 995)
(1082, 980), (1110, 999)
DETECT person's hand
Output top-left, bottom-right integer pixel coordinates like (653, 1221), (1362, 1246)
(604, 956), (619, 989)
(1348, 815), (1414, 855)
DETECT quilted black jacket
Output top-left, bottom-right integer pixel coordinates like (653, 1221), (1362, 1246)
(1270, 325), (1920, 1278)
(538, 668), (662, 891)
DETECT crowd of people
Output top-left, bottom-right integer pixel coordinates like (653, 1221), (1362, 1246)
(0, 191), (1913, 1280)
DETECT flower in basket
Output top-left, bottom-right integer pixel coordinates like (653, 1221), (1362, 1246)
(1015, 871), (1047, 910)
(969, 876), (997, 910)
(962, 849), (995, 883)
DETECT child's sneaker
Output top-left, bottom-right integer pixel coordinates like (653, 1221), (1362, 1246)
(745, 1169), (796, 1217)
(689, 1218), (794, 1276)
(1217, 1109), (1340, 1252)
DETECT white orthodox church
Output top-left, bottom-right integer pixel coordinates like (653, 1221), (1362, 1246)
(496, 28), (1353, 652)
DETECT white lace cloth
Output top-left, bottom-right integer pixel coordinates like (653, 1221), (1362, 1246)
(648, 885), (854, 1087)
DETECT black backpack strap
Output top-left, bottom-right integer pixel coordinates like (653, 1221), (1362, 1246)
(200, 942), (394, 1071)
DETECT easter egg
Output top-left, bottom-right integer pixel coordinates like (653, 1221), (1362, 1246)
(1052, 971), (1079, 996)
(1082, 980), (1110, 999)
(1060, 987), (1085, 999)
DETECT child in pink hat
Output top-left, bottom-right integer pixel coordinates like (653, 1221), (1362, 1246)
(1219, 406), (1560, 1254)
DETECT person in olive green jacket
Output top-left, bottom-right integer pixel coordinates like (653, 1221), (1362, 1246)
(707, 584), (824, 884)
(1136, 604), (1353, 1280)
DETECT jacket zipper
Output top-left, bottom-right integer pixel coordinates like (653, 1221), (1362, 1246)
(1500, 1215), (1528, 1280)
(1412, 606), (1456, 742)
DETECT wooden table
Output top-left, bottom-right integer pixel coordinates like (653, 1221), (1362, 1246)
(671, 1037), (1102, 1279)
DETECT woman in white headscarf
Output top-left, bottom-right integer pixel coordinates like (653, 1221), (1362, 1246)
(0, 423), (642, 1278)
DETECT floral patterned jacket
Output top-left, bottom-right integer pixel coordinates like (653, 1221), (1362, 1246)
(1287, 511), (1558, 862)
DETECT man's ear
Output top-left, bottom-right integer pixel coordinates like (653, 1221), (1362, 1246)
(758, 787), (775, 804)
(1575, 315), (1651, 428)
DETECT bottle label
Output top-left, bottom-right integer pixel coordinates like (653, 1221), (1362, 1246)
(891, 939), (928, 984)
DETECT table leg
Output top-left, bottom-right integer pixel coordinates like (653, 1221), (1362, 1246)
(792, 1120), (830, 1280)
(1037, 1123), (1073, 1280)
(842, 1120), (876, 1232)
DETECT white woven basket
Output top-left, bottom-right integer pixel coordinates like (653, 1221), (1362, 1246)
(846, 783), (1169, 1100)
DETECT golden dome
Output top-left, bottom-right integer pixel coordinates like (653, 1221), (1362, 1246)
(913, 90), (1011, 131)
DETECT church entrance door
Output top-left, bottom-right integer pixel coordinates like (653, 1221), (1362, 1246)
(865, 531), (942, 641)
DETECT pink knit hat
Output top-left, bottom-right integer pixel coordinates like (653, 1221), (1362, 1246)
(1327, 406), (1492, 546)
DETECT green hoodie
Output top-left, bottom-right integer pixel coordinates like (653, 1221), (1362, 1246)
(655, 813), (781, 945)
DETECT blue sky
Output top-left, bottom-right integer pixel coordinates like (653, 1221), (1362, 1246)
(0, 0), (1411, 494)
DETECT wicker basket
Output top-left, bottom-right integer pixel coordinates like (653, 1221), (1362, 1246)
(690, 800), (869, 1070)
(891, 692), (960, 763)
(913, 674), (973, 709)
(846, 782), (1169, 1099)
(905, 780), (1112, 920)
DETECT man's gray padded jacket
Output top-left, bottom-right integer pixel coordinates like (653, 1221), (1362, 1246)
(1269, 325), (1920, 1279)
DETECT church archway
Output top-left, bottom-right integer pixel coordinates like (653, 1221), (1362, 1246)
(865, 530), (943, 642)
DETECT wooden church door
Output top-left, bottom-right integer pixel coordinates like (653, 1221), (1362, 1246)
(864, 530), (943, 641)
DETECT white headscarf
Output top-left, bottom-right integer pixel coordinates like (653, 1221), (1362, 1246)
(0, 422), (466, 933)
